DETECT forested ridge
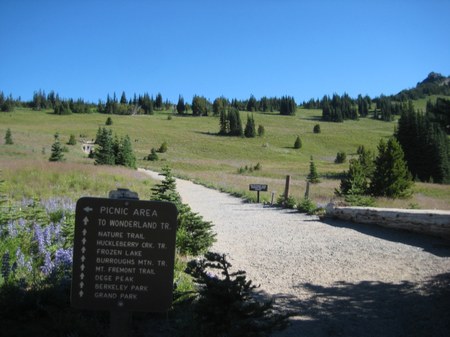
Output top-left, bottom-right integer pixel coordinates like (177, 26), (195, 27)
(2, 72), (449, 185)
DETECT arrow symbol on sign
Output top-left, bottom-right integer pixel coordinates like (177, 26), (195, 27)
(80, 272), (85, 280)
(80, 264), (85, 271)
(81, 247), (86, 254)
(79, 290), (84, 297)
(82, 238), (87, 245)
(83, 217), (89, 225)
(81, 255), (86, 262)
(80, 281), (84, 288)
(82, 228), (87, 236)
(84, 206), (93, 213)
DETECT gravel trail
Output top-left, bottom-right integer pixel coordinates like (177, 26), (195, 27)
(139, 169), (450, 337)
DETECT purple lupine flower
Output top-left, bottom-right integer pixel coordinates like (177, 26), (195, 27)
(54, 248), (73, 267)
(7, 220), (18, 238)
(42, 197), (75, 215)
(33, 224), (46, 254)
(15, 248), (32, 273)
(41, 251), (54, 276)
(1, 252), (10, 279)
(53, 222), (62, 242)
(21, 197), (34, 208)
(17, 218), (27, 229)
(43, 225), (53, 246)
(15, 248), (25, 267)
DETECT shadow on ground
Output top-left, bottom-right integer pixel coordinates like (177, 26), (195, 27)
(319, 217), (450, 258)
(270, 273), (450, 337)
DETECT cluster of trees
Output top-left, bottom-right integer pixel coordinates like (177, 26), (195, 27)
(338, 140), (413, 200)
(322, 94), (358, 122)
(0, 91), (15, 112)
(218, 109), (261, 137)
(29, 90), (92, 113)
(396, 104), (449, 183)
(236, 95), (296, 115)
(219, 108), (244, 136)
(426, 97), (450, 134)
(93, 127), (136, 168)
(97, 92), (168, 115)
(177, 95), (297, 117)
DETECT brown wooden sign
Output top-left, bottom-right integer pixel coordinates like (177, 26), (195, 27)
(71, 197), (177, 312)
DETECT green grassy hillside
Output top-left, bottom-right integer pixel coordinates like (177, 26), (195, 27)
(1, 106), (449, 209)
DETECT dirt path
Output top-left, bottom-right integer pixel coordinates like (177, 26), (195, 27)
(139, 169), (450, 337)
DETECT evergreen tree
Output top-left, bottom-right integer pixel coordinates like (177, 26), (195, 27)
(339, 159), (369, 196)
(228, 108), (243, 136)
(49, 133), (65, 162)
(1, 94), (15, 112)
(334, 151), (346, 163)
(280, 96), (296, 115)
(338, 146), (375, 196)
(294, 135), (302, 149)
(176, 95), (186, 114)
(158, 141), (168, 153)
(257, 125), (265, 137)
(357, 94), (369, 117)
(146, 148), (159, 161)
(370, 138), (413, 198)
(116, 135), (136, 168)
(246, 95), (258, 112)
(139, 93), (154, 114)
(313, 124), (321, 133)
(307, 156), (320, 183)
(120, 91), (127, 105)
(219, 110), (229, 135)
(67, 134), (77, 145)
(151, 167), (215, 256)
(192, 95), (208, 116)
(54, 100), (72, 115)
(213, 97), (227, 116)
(105, 117), (113, 125)
(151, 166), (182, 205)
(427, 97), (450, 134)
(155, 93), (163, 110)
(4, 128), (13, 145)
(185, 252), (286, 337)
(94, 127), (115, 165)
(396, 108), (450, 183)
(244, 114), (256, 138)
(426, 124), (450, 183)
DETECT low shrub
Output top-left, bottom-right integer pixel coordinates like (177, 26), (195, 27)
(185, 252), (287, 337)
(297, 197), (317, 214)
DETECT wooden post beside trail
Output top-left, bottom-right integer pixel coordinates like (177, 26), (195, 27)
(305, 181), (310, 199)
(284, 175), (291, 201)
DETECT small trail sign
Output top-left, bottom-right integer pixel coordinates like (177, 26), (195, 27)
(249, 184), (268, 192)
(71, 197), (177, 312)
(249, 184), (268, 203)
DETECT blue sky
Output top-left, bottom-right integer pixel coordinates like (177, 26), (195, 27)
(1, 0), (449, 103)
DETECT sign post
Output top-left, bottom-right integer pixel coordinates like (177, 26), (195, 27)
(71, 189), (177, 336)
(249, 184), (268, 203)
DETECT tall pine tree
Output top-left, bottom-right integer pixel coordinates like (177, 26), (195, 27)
(244, 114), (256, 138)
(49, 133), (65, 162)
(307, 156), (320, 183)
(370, 138), (413, 198)
(94, 127), (115, 165)
(4, 128), (13, 145)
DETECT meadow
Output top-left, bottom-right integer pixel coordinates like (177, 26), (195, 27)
(1, 106), (449, 210)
